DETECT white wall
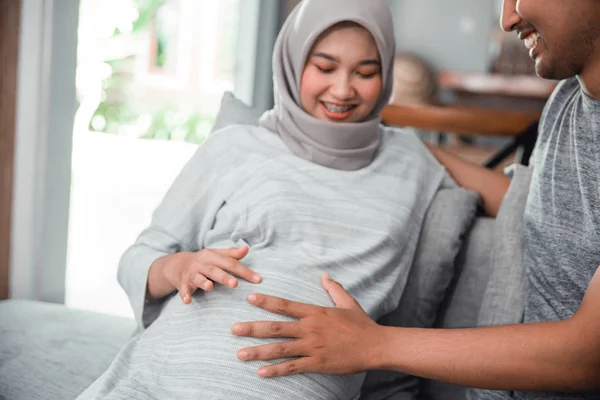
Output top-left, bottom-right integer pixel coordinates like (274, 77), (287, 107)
(388, 0), (497, 73)
(10, 0), (79, 302)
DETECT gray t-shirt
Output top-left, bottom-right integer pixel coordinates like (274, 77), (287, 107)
(517, 77), (600, 400)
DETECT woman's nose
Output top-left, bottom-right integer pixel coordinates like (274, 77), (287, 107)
(330, 75), (354, 100)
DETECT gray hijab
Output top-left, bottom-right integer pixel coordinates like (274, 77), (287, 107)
(259, 0), (396, 171)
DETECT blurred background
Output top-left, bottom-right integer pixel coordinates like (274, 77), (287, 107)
(1, 0), (555, 318)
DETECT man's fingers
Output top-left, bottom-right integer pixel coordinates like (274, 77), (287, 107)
(231, 321), (300, 339)
(246, 293), (320, 319)
(236, 339), (307, 362)
(321, 273), (361, 310)
(256, 358), (315, 378)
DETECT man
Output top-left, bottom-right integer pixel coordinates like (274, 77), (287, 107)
(231, 0), (600, 398)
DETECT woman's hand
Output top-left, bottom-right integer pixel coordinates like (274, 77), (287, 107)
(149, 246), (262, 303)
(231, 273), (386, 377)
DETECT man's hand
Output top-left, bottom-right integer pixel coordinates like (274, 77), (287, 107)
(231, 273), (385, 377)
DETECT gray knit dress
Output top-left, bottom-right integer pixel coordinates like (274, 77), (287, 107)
(76, 124), (444, 400)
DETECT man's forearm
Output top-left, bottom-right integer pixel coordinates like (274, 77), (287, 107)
(426, 144), (510, 217)
(376, 320), (600, 392)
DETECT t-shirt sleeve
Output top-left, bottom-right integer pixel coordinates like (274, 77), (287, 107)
(504, 79), (577, 178)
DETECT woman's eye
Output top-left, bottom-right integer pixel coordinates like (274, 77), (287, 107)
(357, 71), (379, 79)
(316, 65), (334, 74)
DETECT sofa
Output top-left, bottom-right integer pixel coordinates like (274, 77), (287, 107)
(0, 93), (532, 400)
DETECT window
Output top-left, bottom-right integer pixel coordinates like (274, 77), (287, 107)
(66, 0), (249, 317)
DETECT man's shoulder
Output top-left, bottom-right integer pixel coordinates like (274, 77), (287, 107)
(539, 77), (581, 129)
(544, 77), (580, 113)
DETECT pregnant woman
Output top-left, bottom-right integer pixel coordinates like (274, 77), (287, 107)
(77, 1), (446, 399)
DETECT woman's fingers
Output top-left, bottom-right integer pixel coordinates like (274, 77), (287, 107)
(198, 263), (239, 288)
(191, 273), (214, 291)
(179, 283), (193, 304)
(203, 250), (262, 285)
(178, 247), (261, 303)
(212, 245), (250, 260)
(181, 247), (260, 296)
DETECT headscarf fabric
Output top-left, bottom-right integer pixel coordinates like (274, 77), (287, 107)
(259, 0), (396, 170)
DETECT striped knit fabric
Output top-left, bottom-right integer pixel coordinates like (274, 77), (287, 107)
(77, 125), (445, 400)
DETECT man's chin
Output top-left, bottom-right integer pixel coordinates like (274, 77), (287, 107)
(534, 57), (574, 81)
(534, 59), (555, 81)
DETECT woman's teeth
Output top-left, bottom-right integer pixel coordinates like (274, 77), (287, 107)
(322, 102), (354, 113)
(524, 32), (540, 50)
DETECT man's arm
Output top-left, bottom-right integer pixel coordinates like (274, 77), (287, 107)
(426, 143), (511, 217)
(379, 267), (600, 391)
(234, 270), (600, 392)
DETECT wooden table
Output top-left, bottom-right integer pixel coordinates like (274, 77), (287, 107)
(381, 72), (557, 168)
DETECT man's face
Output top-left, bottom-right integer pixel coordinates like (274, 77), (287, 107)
(501, 0), (600, 80)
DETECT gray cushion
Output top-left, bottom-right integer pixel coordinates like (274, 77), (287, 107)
(394, 188), (480, 328)
(475, 165), (532, 326)
(419, 217), (496, 400)
(0, 299), (135, 400)
(423, 166), (532, 400)
(210, 91), (264, 133)
(434, 217), (496, 329)
(467, 165), (533, 400)
(361, 187), (480, 400)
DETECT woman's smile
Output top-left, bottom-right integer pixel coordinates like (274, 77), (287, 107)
(320, 101), (358, 120)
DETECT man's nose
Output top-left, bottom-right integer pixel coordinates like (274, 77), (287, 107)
(500, 0), (521, 32)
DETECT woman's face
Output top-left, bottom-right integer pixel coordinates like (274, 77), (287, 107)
(300, 24), (383, 123)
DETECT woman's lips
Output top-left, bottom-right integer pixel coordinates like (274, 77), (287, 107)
(320, 101), (357, 120)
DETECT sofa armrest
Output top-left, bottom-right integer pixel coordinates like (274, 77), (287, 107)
(0, 299), (136, 400)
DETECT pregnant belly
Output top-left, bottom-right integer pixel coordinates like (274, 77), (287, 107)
(132, 275), (362, 400)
